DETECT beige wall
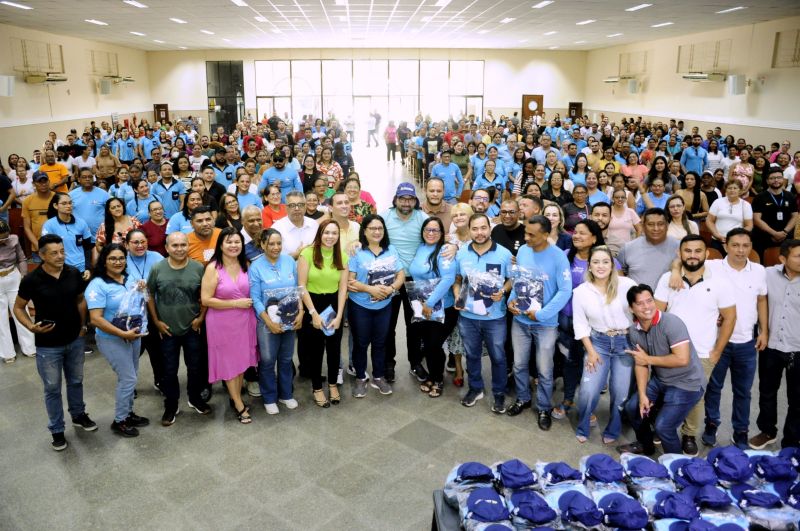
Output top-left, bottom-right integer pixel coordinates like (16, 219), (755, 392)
(583, 16), (800, 146)
(0, 23), (152, 156)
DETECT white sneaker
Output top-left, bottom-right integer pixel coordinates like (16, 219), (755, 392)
(337, 368), (344, 385)
(264, 403), (279, 415)
(279, 398), (298, 410)
(247, 381), (262, 397)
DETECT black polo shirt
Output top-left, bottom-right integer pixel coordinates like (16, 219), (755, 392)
(18, 265), (84, 347)
(752, 189), (797, 240)
(491, 223), (526, 256)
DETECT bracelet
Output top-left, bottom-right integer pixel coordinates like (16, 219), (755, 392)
(308, 309), (317, 315)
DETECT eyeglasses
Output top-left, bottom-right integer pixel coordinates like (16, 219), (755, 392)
(500, 210), (518, 215)
(107, 256), (126, 263)
(286, 203), (306, 209)
(129, 240), (147, 245)
(473, 197), (490, 203)
(366, 226), (384, 232)
(424, 228), (441, 234)
(57, 201), (73, 206)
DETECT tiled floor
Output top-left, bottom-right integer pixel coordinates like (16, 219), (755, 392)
(0, 145), (787, 530)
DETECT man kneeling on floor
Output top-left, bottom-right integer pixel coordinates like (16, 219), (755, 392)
(616, 284), (705, 456)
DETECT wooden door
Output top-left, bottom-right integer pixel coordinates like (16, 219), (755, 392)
(568, 102), (583, 120)
(153, 104), (169, 124)
(521, 94), (544, 123)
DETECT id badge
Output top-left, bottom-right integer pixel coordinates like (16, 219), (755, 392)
(172, 191), (179, 200)
(777, 212), (784, 221)
(75, 235), (83, 246)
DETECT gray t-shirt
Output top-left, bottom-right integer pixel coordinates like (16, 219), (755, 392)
(627, 311), (705, 392)
(618, 236), (679, 289)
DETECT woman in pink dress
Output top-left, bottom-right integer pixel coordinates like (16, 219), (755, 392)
(200, 226), (258, 423)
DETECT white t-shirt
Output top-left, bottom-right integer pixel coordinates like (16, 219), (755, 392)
(271, 216), (318, 256)
(709, 197), (752, 238)
(572, 276), (637, 339)
(73, 156), (96, 172)
(704, 258), (767, 344)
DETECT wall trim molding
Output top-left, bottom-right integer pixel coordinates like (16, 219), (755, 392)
(0, 109), (153, 128)
(583, 107), (800, 132)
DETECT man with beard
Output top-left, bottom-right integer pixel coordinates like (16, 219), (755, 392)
(590, 202), (623, 256)
(421, 177), (452, 233)
(654, 234), (736, 456)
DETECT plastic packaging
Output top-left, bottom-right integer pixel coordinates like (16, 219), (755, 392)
(319, 305), (336, 336)
(264, 286), (304, 331)
(406, 279), (445, 323)
(511, 264), (544, 313)
(366, 255), (397, 302)
(111, 281), (149, 335)
(457, 270), (504, 316)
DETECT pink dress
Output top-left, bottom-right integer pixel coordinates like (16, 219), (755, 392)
(206, 265), (258, 382)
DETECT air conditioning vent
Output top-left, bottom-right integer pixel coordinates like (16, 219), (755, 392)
(682, 72), (725, 82)
(25, 73), (68, 84)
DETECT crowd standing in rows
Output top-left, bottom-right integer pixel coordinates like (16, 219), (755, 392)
(1, 110), (798, 456)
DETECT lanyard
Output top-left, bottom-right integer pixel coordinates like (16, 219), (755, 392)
(768, 191), (785, 209)
(130, 255), (147, 280)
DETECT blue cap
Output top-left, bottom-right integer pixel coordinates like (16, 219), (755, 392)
(628, 457), (670, 479)
(557, 490), (604, 527)
(497, 459), (536, 489)
(684, 485), (731, 508)
(670, 457), (717, 487)
(543, 462), (582, 484)
(654, 491), (700, 521)
(395, 182), (417, 198)
(751, 455), (798, 482)
(510, 490), (557, 525)
(598, 493), (649, 530)
(778, 447), (800, 471)
(669, 519), (727, 531)
(707, 447), (753, 483)
(585, 454), (624, 483)
(729, 484), (782, 509)
(456, 462), (494, 483)
(466, 487), (510, 523)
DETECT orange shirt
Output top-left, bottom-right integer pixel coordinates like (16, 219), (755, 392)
(21, 192), (55, 248)
(187, 228), (221, 265)
(38, 163), (71, 193)
(261, 204), (287, 228)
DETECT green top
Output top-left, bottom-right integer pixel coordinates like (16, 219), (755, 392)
(146, 259), (205, 335)
(300, 246), (345, 294)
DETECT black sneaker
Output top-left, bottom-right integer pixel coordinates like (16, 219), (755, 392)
(126, 412), (150, 427)
(111, 420), (139, 438)
(681, 435), (699, 457)
(200, 386), (212, 402)
(446, 354), (456, 373)
(384, 367), (396, 383)
(461, 388), (484, 407)
(188, 400), (212, 415)
(161, 407), (179, 426)
(409, 364), (429, 382)
(51, 432), (68, 451)
(731, 431), (748, 450)
(615, 441), (655, 456)
(506, 400), (532, 417)
(537, 409), (552, 431)
(701, 423), (718, 447)
(491, 395), (507, 414)
(71, 413), (98, 432)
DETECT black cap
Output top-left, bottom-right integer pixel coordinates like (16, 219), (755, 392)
(33, 171), (49, 182)
(215, 147), (227, 155)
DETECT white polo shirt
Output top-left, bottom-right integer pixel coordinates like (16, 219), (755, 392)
(271, 216), (318, 256)
(655, 267), (736, 358)
(704, 258), (767, 344)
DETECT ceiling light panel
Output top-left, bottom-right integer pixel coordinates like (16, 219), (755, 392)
(169, 17), (187, 24)
(532, 1), (554, 8)
(0, 1), (33, 8)
(85, 19), (108, 25)
(575, 19), (595, 25)
(716, 6), (747, 13)
(123, 0), (148, 8)
(625, 3), (652, 11)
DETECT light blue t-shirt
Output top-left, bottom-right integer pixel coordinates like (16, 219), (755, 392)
(125, 251), (164, 282)
(429, 163), (464, 202)
(166, 212), (193, 234)
(69, 186), (109, 239)
(127, 195), (157, 223)
(380, 208), (428, 274)
(85, 276), (140, 339)
(116, 137), (137, 161)
(248, 253), (298, 317)
(407, 243), (456, 309)
(510, 244), (571, 328)
(151, 179), (186, 219)
(41, 216), (92, 271)
(109, 182), (134, 203)
(259, 166), (303, 202)
(455, 241), (512, 321)
(235, 191), (262, 211)
(348, 245), (403, 310)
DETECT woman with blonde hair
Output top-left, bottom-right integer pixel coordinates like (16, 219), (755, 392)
(571, 245), (637, 444)
(542, 203), (572, 250)
(445, 202), (473, 386)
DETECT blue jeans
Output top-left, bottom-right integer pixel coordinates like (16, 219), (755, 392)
(460, 316), (507, 398)
(36, 337), (86, 434)
(511, 320), (558, 409)
(349, 302), (392, 380)
(256, 321), (295, 404)
(161, 329), (206, 408)
(558, 313), (585, 404)
(625, 378), (703, 454)
(97, 335), (141, 423)
(576, 332), (633, 439)
(705, 340), (757, 434)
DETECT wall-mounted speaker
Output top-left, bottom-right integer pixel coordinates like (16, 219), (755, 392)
(99, 79), (112, 95)
(627, 79), (638, 94)
(728, 74), (746, 95)
(0, 75), (15, 97)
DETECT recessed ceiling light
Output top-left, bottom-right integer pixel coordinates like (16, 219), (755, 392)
(153, 39), (165, 43)
(230, 0), (247, 5)
(129, 31), (146, 36)
(85, 19), (108, 25)
(169, 17), (187, 24)
(178, 46), (187, 49)
(651, 21), (673, 27)
(271, 28), (281, 33)
(200, 29), (214, 35)
(254, 15), (267, 22)
(123, 0), (148, 8)
(716, 6), (747, 13)
(544, 30), (557, 35)
(500, 17), (515, 24)
(548, 45), (559, 49)
(575, 19), (595, 25)
(625, 3), (652, 11)
(222, 38), (231, 42)
(574, 40), (586, 44)
(0, 1), (33, 9)
(478, 29), (490, 34)
(519, 39), (529, 43)
(532, 1), (554, 8)
(435, 0), (451, 6)
(607, 33), (623, 37)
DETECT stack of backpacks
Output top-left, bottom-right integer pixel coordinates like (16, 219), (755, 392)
(442, 447), (800, 530)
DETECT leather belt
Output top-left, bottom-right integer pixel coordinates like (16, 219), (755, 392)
(0, 267), (16, 277)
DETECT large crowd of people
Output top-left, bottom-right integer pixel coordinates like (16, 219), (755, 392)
(1, 110), (798, 458)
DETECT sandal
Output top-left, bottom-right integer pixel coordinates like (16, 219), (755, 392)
(576, 435), (588, 443)
(235, 405), (252, 424)
(453, 376), (464, 388)
(419, 380), (433, 393)
(603, 436), (617, 445)
(328, 384), (340, 405)
(313, 389), (330, 408)
(428, 382), (443, 398)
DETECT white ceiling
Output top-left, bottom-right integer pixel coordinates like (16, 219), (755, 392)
(1, 0), (799, 51)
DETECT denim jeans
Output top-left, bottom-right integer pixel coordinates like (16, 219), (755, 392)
(97, 335), (141, 423)
(705, 340), (757, 434)
(460, 316), (507, 397)
(161, 329), (206, 409)
(625, 378), (703, 454)
(558, 313), (585, 404)
(511, 320), (558, 409)
(576, 332), (633, 439)
(35, 336), (86, 434)
(256, 320), (295, 404)
(349, 302), (392, 380)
